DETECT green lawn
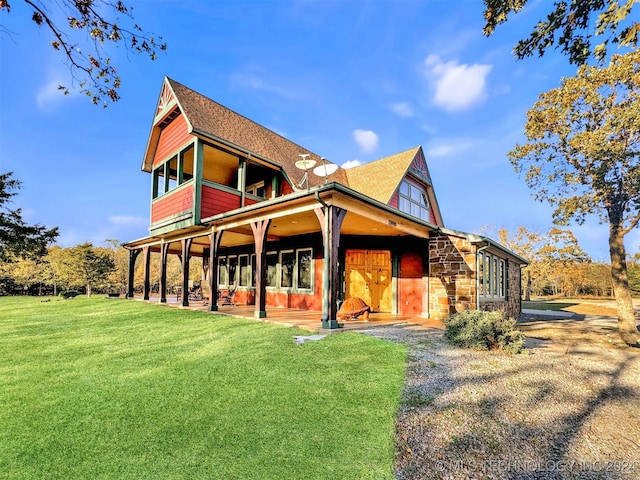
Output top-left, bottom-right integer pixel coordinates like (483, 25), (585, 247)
(0, 296), (406, 479)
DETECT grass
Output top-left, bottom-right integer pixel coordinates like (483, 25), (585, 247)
(523, 297), (622, 316)
(0, 296), (406, 479)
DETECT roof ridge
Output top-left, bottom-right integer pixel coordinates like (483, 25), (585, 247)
(165, 77), (324, 161)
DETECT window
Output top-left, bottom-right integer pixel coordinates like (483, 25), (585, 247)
(478, 252), (507, 300)
(167, 156), (178, 192)
(218, 257), (228, 286)
(239, 255), (250, 287)
(218, 248), (313, 291)
(297, 249), (313, 290)
(267, 252), (278, 287)
(280, 251), (295, 288)
(228, 256), (238, 286)
(153, 167), (165, 198)
(398, 180), (430, 221)
(251, 254), (256, 287)
(246, 181), (266, 198)
(152, 143), (195, 199)
(181, 145), (194, 184)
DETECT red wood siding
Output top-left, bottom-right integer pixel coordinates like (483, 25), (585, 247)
(280, 181), (294, 196)
(201, 185), (241, 218)
(389, 190), (399, 208)
(399, 252), (423, 315)
(265, 257), (323, 311)
(429, 207), (437, 225)
(153, 114), (191, 167)
(151, 185), (194, 224)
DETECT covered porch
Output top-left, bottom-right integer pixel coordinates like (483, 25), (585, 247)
(136, 296), (445, 333)
(124, 182), (439, 329)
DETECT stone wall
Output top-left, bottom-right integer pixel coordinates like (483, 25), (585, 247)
(428, 234), (523, 320)
(479, 260), (522, 319)
(428, 234), (477, 320)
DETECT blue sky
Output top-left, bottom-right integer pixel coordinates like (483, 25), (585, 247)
(1, 0), (637, 262)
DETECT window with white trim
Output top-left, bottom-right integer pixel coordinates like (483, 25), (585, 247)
(296, 248), (313, 290)
(280, 250), (295, 288)
(238, 254), (250, 287)
(478, 251), (506, 300)
(245, 181), (266, 198)
(266, 252), (278, 287)
(217, 248), (314, 291)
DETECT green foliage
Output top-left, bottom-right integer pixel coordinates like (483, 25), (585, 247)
(1, 0), (166, 106)
(0, 296), (406, 479)
(509, 50), (640, 343)
(444, 309), (525, 354)
(52, 242), (115, 296)
(483, 0), (639, 65)
(510, 50), (640, 230)
(0, 172), (59, 262)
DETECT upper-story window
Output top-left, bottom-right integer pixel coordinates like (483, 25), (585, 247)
(398, 180), (430, 221)
(245, 181), (266, 199)
(152, 144), (194, 199)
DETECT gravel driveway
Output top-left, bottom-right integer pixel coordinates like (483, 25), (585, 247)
(362, 314), (640, 480)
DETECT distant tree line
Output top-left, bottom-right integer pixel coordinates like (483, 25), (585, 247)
(1, 228), (638, 299)
(0, 241), (203, 297)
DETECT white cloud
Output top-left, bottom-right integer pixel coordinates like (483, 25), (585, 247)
(341, 159), (362, 169)
(426, 138), (478, 158)
(108, 215), (147, 227)
(390, 102), (414, 117)
(424, 54), (492, 112)
(36, 80), (68, 111)
(352, 129), (379, 153)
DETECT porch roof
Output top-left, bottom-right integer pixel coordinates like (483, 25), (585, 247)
(123, 181), (441, 256)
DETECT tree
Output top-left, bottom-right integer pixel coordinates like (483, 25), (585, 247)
(0, 0), (166, 106)
(0, 172), (58, 263)
(54, 242), (114, 296)
(509, 50), (640, 345)
(483, 0), (639, 65)
(489, 226), (590, 299)
(537, 228), (591, 296)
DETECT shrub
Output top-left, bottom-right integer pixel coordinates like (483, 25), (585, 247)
(59, 290), (79, 299)
(443, 309), (525, 354)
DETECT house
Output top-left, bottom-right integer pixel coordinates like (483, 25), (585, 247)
(123, 77), (528, 328)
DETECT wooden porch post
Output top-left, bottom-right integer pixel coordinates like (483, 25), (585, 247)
(142, 246), (151, 301)
(126, 249), (141, 299)
(159, 242), (169, 303)
(250, 219), (271, 318)
(180, 238), (193, 307)
(315, 205), (346, 329)
(208, 229), (223, 312)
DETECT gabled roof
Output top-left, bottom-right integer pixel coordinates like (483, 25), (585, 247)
(345, 146), (444, 225)
(346, 147), (420, 204)
(143, 77), (348, 188)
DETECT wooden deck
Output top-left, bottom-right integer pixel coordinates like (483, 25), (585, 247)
(138, 297), (444, 333)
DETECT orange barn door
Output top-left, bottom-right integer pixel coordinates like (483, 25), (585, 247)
(345, 250), (369, 304)
(344, 249), (392, 312)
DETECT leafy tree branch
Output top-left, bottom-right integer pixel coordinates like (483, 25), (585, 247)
(483, 0), (639, 65)
(0, 0), (166, 106)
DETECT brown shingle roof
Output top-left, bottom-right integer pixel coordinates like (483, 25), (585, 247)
(345, 147), (421, 203)
(167, 77), (349, 188)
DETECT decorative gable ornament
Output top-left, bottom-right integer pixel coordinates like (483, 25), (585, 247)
(156, 82), (176, 118)
(408, 149), (432, 185)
